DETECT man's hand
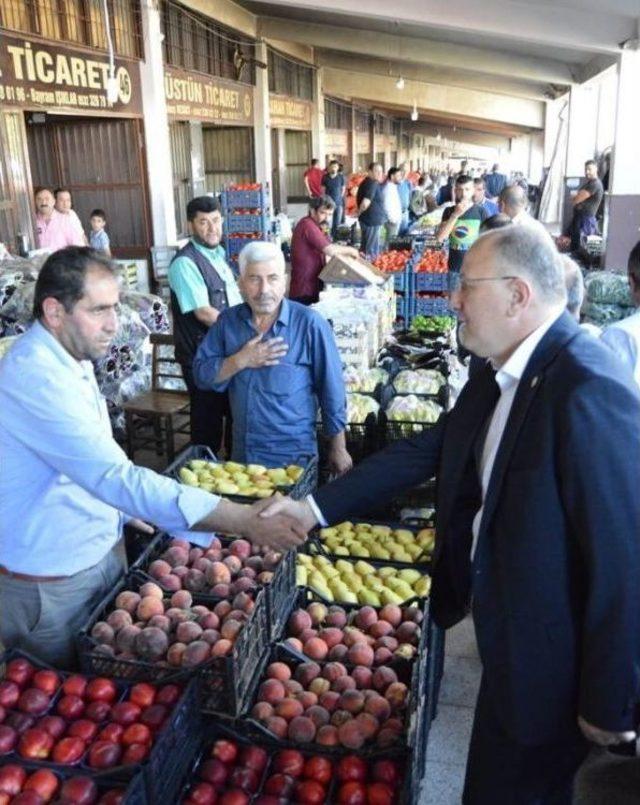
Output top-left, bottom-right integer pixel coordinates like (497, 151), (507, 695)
(236, 334), (288, 371)
(126, 518), (155, 535)
(327, 446), (353, 477)
(578, 715), (636, 747)
(241, 497), (309, 551)
(259, 495), (319, 534)
(453, 198), (473, 217)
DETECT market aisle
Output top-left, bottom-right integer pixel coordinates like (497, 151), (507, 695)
(419, 616), (481, 804)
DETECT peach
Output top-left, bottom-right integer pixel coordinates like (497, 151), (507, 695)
(355, 712), (379, 739)
(274, 699), (304, 721)
(139, 581), (164, 600)
(211, 584), (231, 598)
(347, 643), (374, 667)
(163, 546), (189, 567)
(316, 725), (339, 746)
(252, 702), (274, 721)
(192, 557), (211, 574)
(285, 638), (304, 654)
(257, 571), (274, 584)
(171, 590), (193, 610)
(176, 621), (203, 644)
(136, 596), (165, 622)
(206, 562), (231, 586)
(230, 578), (255, 596)
(232, 592), (254, 614)
(227, 609), (248, 622)
(352, 666), (373, 690)
(182, 640), (210, 667)
(214, 600), (232, 619)
(265, 716), (288, 738)
(354, 606), (378, 631)
(369, 621), (394, 640)
(339, 689), (365, 714)
(318, 628), (343, 649)
(303, 638), (329, 661)
(381, 717), (404, 735)
(328, 644), (349, 662)
(288, 609), (312, 636)
(338, 720), (366, 749)
(229, 539), (251, 559)
(147, 615), (171, 633)
(372, 667), (398, 693)
(148, 559), (172, 579)
(364, 695), (391, 722)
(245, 556), (264, 573)
(115, 591), (141, 614)
(210, 639), (232, 657)
(91, 622), (115, 645)
(330, 709), (352, 727)
(294, 662), (321, 686)
(267, 662), (291, 682)
(172, 566), (190, 580)
(402, 606), (423, 624)
(307, 602), (328, 626)
(165, 607), (191, 625)
(376, 728), (399, 748)
(295, 691), (318, 710)
(379, 605), (403, 628)
(298, 628), (318, 643)
(325, 607), (347, 628)
(375, 636), (398, 652)
(115, 624), (141, 653)
(198, 613), (220, 631)
(287, 716), (316, 743)
(343, 627), (368, 647)
(223, 555), (242, 575)
(262, 551), (281, 571)
(331, 677), (356, 694)
(184, 569), (206, 593)
(220, 619), (243, 642)
(188, 547), (204, 563)
(284, 680), (304, 696)
(134, 627), (169, 661)
(167, 642), (187, 666)
(321, 662), (347, 683)
(319, 690), (341, 713)
(385, 682), (408, 709)
(157, 574), (181, 592)
(107, 609), (133, 631)
(374, 648), (393, 666)
(169, 537), (190, 550)
(192, 605), (210, 618)
(309, 678), (331, 696)
(201, 629), (220, 645)
(395, 622), (420, 644)
(305, 705), (330, 728)
(259, 679), (286, 704)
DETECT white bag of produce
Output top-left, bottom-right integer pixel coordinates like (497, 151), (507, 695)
(394, 369), (446, 394)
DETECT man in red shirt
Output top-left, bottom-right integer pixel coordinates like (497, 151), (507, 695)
(303, 159), (325, 198)
(289, 197), (360, 305)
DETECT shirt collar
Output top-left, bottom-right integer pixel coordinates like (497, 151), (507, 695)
(31, 320), (94, 380)
(495, 311), (563, 391)
(190, 238), (225, 262)
(238, 298), (291, 328)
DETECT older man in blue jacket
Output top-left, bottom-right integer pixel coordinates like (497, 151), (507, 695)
(262, 226), (640, 803)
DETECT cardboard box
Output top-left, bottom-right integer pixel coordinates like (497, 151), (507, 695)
(319, 254), (385, 285)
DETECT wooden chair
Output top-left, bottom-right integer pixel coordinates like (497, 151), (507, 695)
(122, 333), (190, 463)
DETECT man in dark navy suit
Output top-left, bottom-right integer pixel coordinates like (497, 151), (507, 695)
(262, 226), (640, 803)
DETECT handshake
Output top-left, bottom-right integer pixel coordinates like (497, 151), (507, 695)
(243, 494), (319, 551)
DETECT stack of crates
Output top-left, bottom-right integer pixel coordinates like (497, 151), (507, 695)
(406, 238), (453, 322)
(220, 185), (271, 270)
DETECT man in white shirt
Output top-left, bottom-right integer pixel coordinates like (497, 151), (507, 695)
(263, 226), (640, 803)
(381, 167), (403, 240)
(601, 241), (640, 385)
(499, 184), (548, 236)
(54, 187), (87, 245)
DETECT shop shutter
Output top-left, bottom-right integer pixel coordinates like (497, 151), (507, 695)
(169, 122), (191, 238)
(202, 127), (254, 195)
(284, 130), (310, 200)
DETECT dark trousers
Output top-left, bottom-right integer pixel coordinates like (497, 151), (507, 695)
(182, 364), (231, 455)
(569, 211), (599, 252)
(360, 223), (381, 258)
(331, 204), (343, 240)
(463, 676), (589, 805)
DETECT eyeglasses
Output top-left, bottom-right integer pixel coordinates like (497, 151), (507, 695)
(451, 274), (518, 292)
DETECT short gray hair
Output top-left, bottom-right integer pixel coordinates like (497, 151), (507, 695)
(238, 241), (285, 275)
(561, 255), (584, 316)
(480, 225), (566, 304)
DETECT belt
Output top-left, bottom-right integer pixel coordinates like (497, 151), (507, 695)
(0, 565), (70, 583)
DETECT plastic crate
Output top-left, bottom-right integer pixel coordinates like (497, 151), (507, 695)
(165, 444), (318, 505)
(225, 234), (265, 259)
(411, 296), (454, 317)
(380, 414), (441, 446)
(414, 272), (450, 293)
(77, 573), (271, 716)
(393, 270), (409, 292)
(225, 211), (270, 234)
(220, 187), (269, 209)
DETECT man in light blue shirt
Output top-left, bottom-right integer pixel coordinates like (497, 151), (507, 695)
(601, 241), (640, 386)
(0, 247), (306, 667)
(193, 241), (352, 473)
(397, 164), (413, 236)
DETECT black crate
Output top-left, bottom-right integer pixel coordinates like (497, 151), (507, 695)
(77, 573), (271, 717)
(318, 413), (381, 470)
(380, 412), (441, 447)
(131, 532), (296, 642)
(165, 444), (318, 504)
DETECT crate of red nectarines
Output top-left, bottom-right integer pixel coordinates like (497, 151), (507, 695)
(0, 760), (146, 804)
(130, 532), (296, 642)
(78, 572), (270, 716)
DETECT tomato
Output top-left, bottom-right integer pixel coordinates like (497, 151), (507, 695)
(302, 755), (332, 785)
(336, 755), (367, 782)
(294, 779), (326, 804)
(337, 781), (366, 804)
(367, 782), (395, 804)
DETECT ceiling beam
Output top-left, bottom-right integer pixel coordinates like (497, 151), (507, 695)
(258, 17), (576, 85)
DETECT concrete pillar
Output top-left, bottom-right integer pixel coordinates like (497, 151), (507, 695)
(189, 122), (206, 198)
(605, 47), (640, 270)
(311, 68), (325, 164)
(253, 41), (273, 212)
(565, 83), (597, 176)
(139, 0), (176, 245)
(349, 107), (357, 175)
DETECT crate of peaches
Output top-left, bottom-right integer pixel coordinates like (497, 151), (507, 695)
(78, 571), (269, 716)
(0, 761), (144, 804)
(0, 651), (199, 804)
(179, 723), (410, 805)
(130, 533), (296, 641)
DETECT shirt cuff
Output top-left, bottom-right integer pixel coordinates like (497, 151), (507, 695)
(177, 487), (221, 528)
(170, 529), (218, 548)
(307, 494), (328, 527)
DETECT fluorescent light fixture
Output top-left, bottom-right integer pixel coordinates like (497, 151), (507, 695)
(410, 101), (418, 122)
(396, 76), (405, 90)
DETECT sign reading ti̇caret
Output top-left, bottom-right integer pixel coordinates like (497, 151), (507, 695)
(0, 33), (142, 115)
(165, 67), (254, 125)
(269, 93), (312, 130)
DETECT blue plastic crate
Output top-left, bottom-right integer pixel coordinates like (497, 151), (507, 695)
(225, 234), (264, 258)
(393, 270), (408, 292)
(414, 272), (450, 292)
(413, 297), (454, 317)
(220, 187), (269, 209)
(225, 212), (270, 234)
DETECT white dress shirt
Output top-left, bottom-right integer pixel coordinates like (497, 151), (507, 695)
(471, 312), (562, 557)
(382, 182), (402, 225)
(600, 309), (640, 387)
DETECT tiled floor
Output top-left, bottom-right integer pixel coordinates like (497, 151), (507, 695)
(418, 617), (640, 805)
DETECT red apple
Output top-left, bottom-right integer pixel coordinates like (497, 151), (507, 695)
(84, 700), (112, 723)
(139, 704), (168, 731)
(32, 670), (60, 696)
(52, 735), (86, 764)
(4, 712), (35, 735)
(11, 792), (44, 805)
(186, 781), (217, 805)
(121, 723), (151, 746)
(0, 681), (20, 708)
(0, 725), (18, 754)
(122, 742), (150, 764)
(239, 745), (268, 772)
(199, 758), (228, 787)
(337, 781), (367, 805)
(0, 704), (5, 723)
(18, 727), (54, 759)
(18, 688), (50, 716)
(128, 683), (156, 709)
(5, 659), (35, 688)
(97, 791), (126, 805)
(68, 719), (99, 742)
(294, 779), (326, 805)
(366, 782), (394, 805)
(336, 756), (367, 782)
(371, 760), (399, 785)
(57, 695), (85, 721)
(264, 773), (294, 797)
(230, 767), (260, 793)
(0, 763), (27, 795)
(59, 776), (98, 804)
(218, 792), (249, 805)
(62, 675), (88, 698)
(37, 716), (66, 739)
(85, 678), (118, 704)
(273, 749), (305, 777)
(211, 738), (238, 764)
(155, 684), (181, 706)
(88, 740), (123, 769)
(111, 702), (141, 726)
(23, 768), (59, 800)
(303, 756), (332, 786)
(98, 723), (124, 744)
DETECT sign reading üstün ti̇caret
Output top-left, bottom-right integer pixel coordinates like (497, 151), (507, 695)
(164, 66), (254, 124)
(269, 93), (312, 130)
(0, 33), (142, 115)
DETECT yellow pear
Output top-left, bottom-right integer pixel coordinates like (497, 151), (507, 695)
(354, 560), (376, 577)
(398, 568), (422, 584)
(358, 588), (381, 606)
(414, 577), (432, 597)
(215, 481), (240, 495)
(350, 543), (370, 558)
(224, 461), (245, 472)
(247, 464), (267, 475)
(371, 525), (392, 537)
(179, 467), (199, 486)
(377, 567), (396, 579)
(363, 574), (385, 592)
(189, 459), (208, 469)
(335, 560), (354, 575)
(254, 489), (274, 498)
(395, 530), (416, 546)
(334, 546), (350, 556)
(319, 527), (338, 539)
(286, 465), (304, 480)
(370, 545), (391, 560)
(380, 588), (404, 605)
(296, 566), (308, 586)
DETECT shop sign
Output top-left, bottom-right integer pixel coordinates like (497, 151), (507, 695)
(0, 33), (142, 115)
(165, 67), (254, 125)
(389, 135), (398, 149)
(356, 132), (370, 153)
(325, 129), (349, 153)
(269, 93), (312, 130)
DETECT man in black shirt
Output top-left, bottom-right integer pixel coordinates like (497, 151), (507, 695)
(321, 160), (346, 240)
(356, 162), (385, 257)
(569, 160), (604, 252)
(436, 174), (489, 272)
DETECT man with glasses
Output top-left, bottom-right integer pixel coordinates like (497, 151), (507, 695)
(168, 196), (242, 454)
(261, 225), (640, 803)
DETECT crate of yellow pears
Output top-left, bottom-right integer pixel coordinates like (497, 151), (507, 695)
(167, 445), (318, 502)
(296, 553), (432, 607)
(313, 520), (435, 564)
